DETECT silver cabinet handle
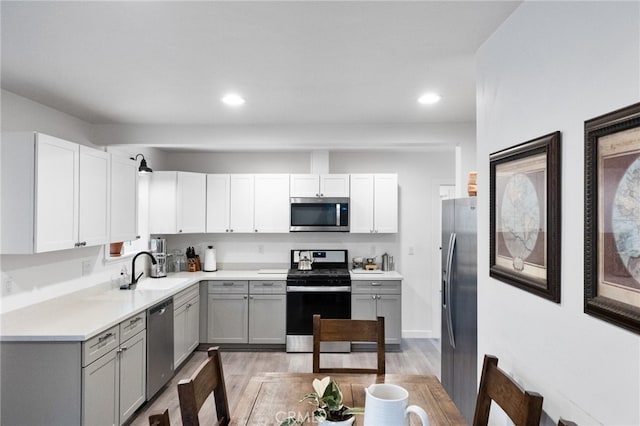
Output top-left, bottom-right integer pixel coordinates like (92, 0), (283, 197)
(226, 229), (229, 232)
(98, 332), (114, 343)
(254, 229), (258, 232)
(370, 282), (381, 286)
(249, 296), (253, 299)
(444, 233), (457, 349)
(223, 282), (234, 286)
(371, 295), (376, 300)
(316, 193), (319, 197)
(320, 193), (324, 197)
(262, 282), (274, 286)
(243, 295), (248, 299)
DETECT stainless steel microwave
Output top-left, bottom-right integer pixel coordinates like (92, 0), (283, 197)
(289, 197), (349, 232)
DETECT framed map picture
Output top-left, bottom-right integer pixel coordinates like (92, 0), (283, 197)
(585, 102), (640, 334)
(490, 132), (561, 302)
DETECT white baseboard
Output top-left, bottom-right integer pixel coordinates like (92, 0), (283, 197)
(402, 330), (434, 339)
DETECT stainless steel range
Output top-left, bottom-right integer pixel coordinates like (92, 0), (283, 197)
(286, 249), (351, 352)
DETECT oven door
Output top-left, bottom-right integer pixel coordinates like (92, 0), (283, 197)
(286, 286), (351, 352)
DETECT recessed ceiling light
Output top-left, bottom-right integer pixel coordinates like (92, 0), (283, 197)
(417, 93), (442, 105)
(221, 93), (245, 106)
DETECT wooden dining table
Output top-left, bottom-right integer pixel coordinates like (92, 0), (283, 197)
(231, 372), (467, 425)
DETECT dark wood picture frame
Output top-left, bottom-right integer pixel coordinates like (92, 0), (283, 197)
(585, 102), (640, 334)
(490, 132), (561, 302)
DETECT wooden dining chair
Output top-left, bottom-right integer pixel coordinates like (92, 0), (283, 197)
(148, 409), (171, 426)
(177, 346), (230, 426)
(558, 419), (578, 426)
(312, 314), (385, 374)
(472, 355), (543, 426)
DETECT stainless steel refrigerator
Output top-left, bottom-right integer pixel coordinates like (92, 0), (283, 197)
(441, 197), (477, 423)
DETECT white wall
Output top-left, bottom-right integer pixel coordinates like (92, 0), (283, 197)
(161, 149), (456, 338)
(0, 89), (474, 340)
(0, 90), (169, 312)
(476, 2), (640, 425)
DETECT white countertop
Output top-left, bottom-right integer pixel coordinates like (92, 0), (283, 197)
(0, 269), (402, 342)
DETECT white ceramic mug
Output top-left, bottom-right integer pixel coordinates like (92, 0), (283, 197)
(363, 383), (430, 426)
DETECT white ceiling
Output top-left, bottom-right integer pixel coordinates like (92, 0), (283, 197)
(1, 1), (520, 128)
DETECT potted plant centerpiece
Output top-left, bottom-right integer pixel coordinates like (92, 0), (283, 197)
(280, 377), (364, 426)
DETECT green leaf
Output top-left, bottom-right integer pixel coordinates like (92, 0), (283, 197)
(343, 407), (365, 415)
(321, 380), (344, 411)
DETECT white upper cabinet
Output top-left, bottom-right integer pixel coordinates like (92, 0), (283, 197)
(206, 174), (254, 233)
(109, 155), (138, 243)
(177, 172), (207, 234)
(350, 174), (398, 233)
(229, 174), (255, 233)
(349, 174), (375, 233)
(1, 132), (110, 253)
(372, 174), (398, 233)
(290, 174), (349, 197)
(254, 174), (290, 233)
(149, 171), (206, 234)
(206, 174), (231, 233)
(35, 135), (79, 252)
(79, 146), (110, 247)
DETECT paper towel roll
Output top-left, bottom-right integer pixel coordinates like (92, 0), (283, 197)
(203, 246), (217, 272)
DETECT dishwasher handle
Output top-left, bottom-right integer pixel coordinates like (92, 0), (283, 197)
(148, 298), (173, 316)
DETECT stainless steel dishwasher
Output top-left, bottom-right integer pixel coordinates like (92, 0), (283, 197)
(146, 298), (174, 400)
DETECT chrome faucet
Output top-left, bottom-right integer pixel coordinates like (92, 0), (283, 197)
(121, 251), (157, 289)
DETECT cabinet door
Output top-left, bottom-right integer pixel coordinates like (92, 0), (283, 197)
(149, 172), (178, 234)
(176, 172), (206, 233)
(119, 331), (146, 424)
(229, 174), (254, 233)
(173, 303), (187, 368)
(254, 174), (290, 233)
(79, 146), (110, 247)
(374, 174), (398, 233)
(35, 134), (79, 252)
(248, 294), (285, 344)
(377, 294), (402, 345)
(110, 155), (138, 243)
(207, 294), (248, 343)
(349, 174), (374, 233)
(206, 174), (230, 232)
(185, 295), (200, 353)
(351, 293), (378, 320)
(83, 349), (118, 426)
(290, 174), (319, 197)
(320, 174), (350, 197)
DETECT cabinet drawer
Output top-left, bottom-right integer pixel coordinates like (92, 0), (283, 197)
(83, 325), (119, 367)
(250, 280), (286, 294)
(351, 280), (401, 294)
(120, 312), (146, 342)
(174, 284), (200, 308)
(208, 280), (248, 294)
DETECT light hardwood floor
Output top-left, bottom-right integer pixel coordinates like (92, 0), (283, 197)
(129, 339), (441, 426)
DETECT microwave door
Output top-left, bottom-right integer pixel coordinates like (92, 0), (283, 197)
(290, 198), (350, 232)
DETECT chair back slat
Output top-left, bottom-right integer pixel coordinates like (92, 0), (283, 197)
(473, 355), (543, 426)
(313, 314), (385, 374)
(177, 347), (230, 426)
(148, 409), (170, 426)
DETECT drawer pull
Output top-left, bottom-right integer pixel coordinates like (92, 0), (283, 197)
(370, 282), (382, 286)
(261, 282), (274, 286)
(98, 332), (114, 343)
(223, 282), (235, 286)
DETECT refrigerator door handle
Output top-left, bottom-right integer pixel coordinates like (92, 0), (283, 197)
(445, 232), (457, 348)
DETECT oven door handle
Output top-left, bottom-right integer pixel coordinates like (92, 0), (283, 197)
(287, 286), (351, 292)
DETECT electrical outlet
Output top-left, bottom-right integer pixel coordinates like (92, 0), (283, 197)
(258, 245), (264, 254)
(3, 276), (14, 295)
(408, 246), (415, 255)
(82, 260), (93, 276)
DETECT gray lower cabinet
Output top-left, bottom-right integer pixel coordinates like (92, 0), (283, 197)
(82, 347), (118, 426)
(174, 285), (200, 368)
(206, 280), (285, 345)
(351, 280), (402, 345)
(248, 280), (286, 344)
(82, 313), (146, 426)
